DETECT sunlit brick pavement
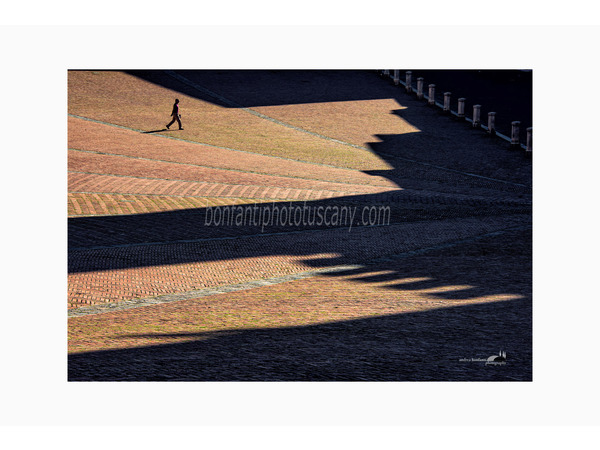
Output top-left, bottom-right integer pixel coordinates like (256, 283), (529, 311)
(68, 70), (531, 381)
(69, 227), (531, 381)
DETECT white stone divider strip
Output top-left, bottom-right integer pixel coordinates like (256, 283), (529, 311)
(68, 148), (390, 189)
(67, 166), (371, 196)
(68, 114), (364, 172)
(164, 71), (376, 154)
(68, 224), (530, 318)
(164, 71), (529, 188)
(67, 265), (363, 318)
(67, 190), (327, 201)
(70, 107), (525, 190)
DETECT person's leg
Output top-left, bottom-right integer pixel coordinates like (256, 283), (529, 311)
(166, 116), (175, 129)
(176, 115), (183, 129)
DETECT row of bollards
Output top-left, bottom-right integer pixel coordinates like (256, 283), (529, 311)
(382, 70), (532, 153)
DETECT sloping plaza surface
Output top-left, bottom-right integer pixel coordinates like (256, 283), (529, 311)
(68, 70), (532, 381)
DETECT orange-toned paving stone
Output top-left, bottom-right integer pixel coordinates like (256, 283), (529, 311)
(69, 232), (530, 355)
(68, 168), (386, 199)
(68, 226), (531, 381)
(67, 171), (371, 206)
(164, 70), (422, 150)
(68, 192), (260, 217)
(68, 150), (390, 199)
(69, 274), (521, 355)
(163, 70), (531, 185)
(68, 70), (531, 381)
(68, 252), (332, 308)
(68, 215), (528, 308)
(68, 116), (396, 186)
(68, 71), (390, 169)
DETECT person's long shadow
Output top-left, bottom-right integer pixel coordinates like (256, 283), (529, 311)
(141, 129), (167, 134)
(69, 70), (532, 380)
(69, 69), (532, 299)
(69, 76), (532, 272)
(128, 69), (532, 142)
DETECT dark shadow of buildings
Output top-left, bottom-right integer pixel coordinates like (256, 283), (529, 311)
(68, 70), (532, 381)
(69, 298), (531, 381)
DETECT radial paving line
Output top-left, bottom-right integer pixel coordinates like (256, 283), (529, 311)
(68, 114), (361, 171)
(164, 70), (373, 151)
(68, 169), (370, 197)
(68, 162), (381, 196)
(67, 265), (362, 318)
(164, 71), (530, 189)
(68, 147), (389, 189)
(69, 191), (293, 200)
(68, 224), (530, 318)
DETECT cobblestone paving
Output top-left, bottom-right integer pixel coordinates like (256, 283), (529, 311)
(68, 116), (396, 185)
(67, 153), (386, 201)
(68, 70), (531, 381)
(69, 228), (531, 381)
(68, 215), (527, 307)
(68, 71), (390, 169)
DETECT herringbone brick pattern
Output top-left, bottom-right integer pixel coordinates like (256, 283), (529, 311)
(68, 116), (396, 185)
(68, 70), (531, 381)
(67, 118), (402, 306)
(68, 191), (261, 217)
(68, 71), (392, 169)
(69, 227), (532, 381)
(68, 213), (526, 308)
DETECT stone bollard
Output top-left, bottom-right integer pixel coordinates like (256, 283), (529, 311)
(443, 92), (451, 114)
(526, 127), (532, 152)
(458, 98), (465, 119)
(417, 78), (424, 99)
(393, 70), (400, 85)
(406, 71), (412, 93)
(428, 84), (436, 105)
(472, 105), (481, 128)
(487, 112), (496, 135)
(511, 121), (521, 148)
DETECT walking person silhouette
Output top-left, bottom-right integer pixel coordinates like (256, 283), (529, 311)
(166, 98), (183, 130)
